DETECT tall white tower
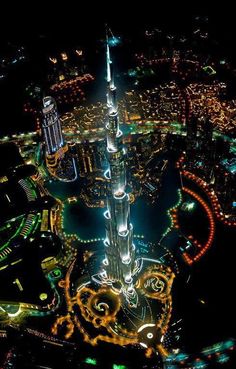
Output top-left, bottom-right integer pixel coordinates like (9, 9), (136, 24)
(101, 32), (137, 307)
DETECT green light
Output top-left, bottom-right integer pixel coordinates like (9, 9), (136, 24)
(176, 353), (189, 361)
(203, 65), (216, 76)
(128, 69), (137, 77)
(113, 365), (127, 369)
(52, 268), (62, 279)
(194, 360), (207, 369)
(223, 339), (234, 349)
(183, 201), (196, 212)
(39, 292), (48, 301)
(217, 353), (229, 363)
(84, 358), (97, 365)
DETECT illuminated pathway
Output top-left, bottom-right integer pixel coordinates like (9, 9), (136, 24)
(180, 187), (215, 265)
(177, 153), (236, 227)
(181, 169), (236, 227)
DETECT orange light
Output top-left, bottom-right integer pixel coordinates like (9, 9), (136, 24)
(61, 52), (68, 61)
(49, 57), (57, 64)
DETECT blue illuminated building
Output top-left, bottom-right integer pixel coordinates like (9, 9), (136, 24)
(100, 33), (137, 306)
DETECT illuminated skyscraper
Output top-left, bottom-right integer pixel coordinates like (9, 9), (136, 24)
(41, 96), (77, 182)
(53, 32), (175, 354)
(186, 114), (198, 157)
(42, 96), (64, 154)
(101, 34), (137, 306)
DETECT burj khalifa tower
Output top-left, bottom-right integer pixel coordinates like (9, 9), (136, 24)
(100, 32), (138, 307)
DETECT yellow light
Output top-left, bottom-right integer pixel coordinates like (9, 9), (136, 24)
(8, 306), (22, 318)
(39, 293), (48, 301)
(49, 57), (57, 64)
(61, 53), (68, 61)
(76, 49), (83, 56)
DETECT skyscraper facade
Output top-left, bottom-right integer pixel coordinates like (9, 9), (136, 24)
(101, 38), (137, 306)
(42, 96), (64, 155)
(186, 114), (198, 156)
(41, 96), (77, 182)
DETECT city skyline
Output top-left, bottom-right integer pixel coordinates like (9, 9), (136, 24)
(0, 15), (236, 369)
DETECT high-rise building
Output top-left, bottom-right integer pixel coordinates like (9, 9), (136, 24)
(186, 115), (214, 180)
(58, 32), (175, 355)
(198, 116), (214, 162)
(214, 159), (236, 215)
(42, 96), (64, 155)
(41, 96), (77, 182)
(186, 114), (198, 157)
(100, 35), (137, 306)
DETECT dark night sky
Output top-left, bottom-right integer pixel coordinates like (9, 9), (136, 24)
(0, 2), (234, 43)
(0, 0), (235, 56)
(0, 2), (235, 136)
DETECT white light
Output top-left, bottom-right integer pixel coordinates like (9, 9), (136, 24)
(119, 225), (128, 234)
(104, 239), (110, 247)
(122, 255), (131, 265)
(104, 169), (111, 179)
(173, 348), (180, 354)
(76, 281), (91, 292)
(103, 210), (110, 219)
(103, 258), (109, 266)
(100, 270), (107, 279)
(147, 333), (153, 339)
(117, 129), (123, 138)
(114, 191), (126, 200)
(8, 307), (22, 317)
(127, 285), (135, 292)
(140, 342), (148, 348)
(125, 274), (132, 283)
(138, 323), (155, 333)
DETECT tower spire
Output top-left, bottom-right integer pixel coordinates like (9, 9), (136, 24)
(106, 27), (116, 112)
(106, 26), (111, 85)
